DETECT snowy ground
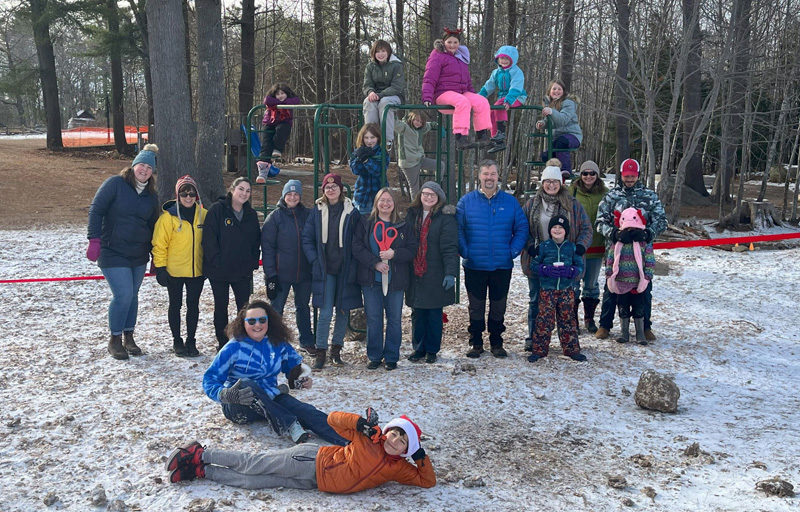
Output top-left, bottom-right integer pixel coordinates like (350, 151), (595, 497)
(1, 226), (799, 512)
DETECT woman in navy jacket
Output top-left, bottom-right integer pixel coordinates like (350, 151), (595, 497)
(203, 177), (261, 351)
(86, 144), (160, 360)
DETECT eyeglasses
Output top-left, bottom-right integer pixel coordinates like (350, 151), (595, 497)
(581, 171), (597, 177)
(323, 184), (340, 191)
(179, 192), (197, 198)
(244, 316), (268, 325)
(420, 191), (438, 198)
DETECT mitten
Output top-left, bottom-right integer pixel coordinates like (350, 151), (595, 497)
(442, 275), (455, 290)
(411, 447), (426, 461)
(155, 267), (170, 287)
(537, 264), (557, 278)
(575, 244), (586, 256)
(526, 244), (539, 257)
(266, 275), (280, 300)
(354, 146), (373, 162)
(609, 227), (619, 243)
(563, 265), (580, 279)
(618, 229), (634, 244)
(86, 238), (101, 262)
(218, 380), (255, 406)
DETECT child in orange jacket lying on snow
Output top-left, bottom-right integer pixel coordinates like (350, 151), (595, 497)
(166, 409), (435, 493)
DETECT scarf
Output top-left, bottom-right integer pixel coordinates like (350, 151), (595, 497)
(413, 212), (433, 277)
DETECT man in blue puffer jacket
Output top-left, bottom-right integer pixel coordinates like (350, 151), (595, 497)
(456, 159), (529, 358)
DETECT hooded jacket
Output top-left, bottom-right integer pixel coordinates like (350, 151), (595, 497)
(421, 43), (475, 103)
(261, 200), (311, 284)
(201, 195), (261, 282)
(363, 54), (406, 103)
(547, 97), (583, 143)
(395, 119), (436, 169)
(569, 179), (608, 259)
(151, 200), (207, 277)
(534, 238), (584, 291)
(478, 45), (527, 105)
(315, 412), (436, 494)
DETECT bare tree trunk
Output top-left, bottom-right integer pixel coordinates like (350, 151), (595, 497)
(613, 0), (630, 176)
(338, 0), (350, 102)
(147, 0), (195, 202)
(507, 0), (517, 44)
(314, 0), (326, 102)
(395, 0), (404, 59)
(681, 0), (706, 196)
(783, 125), (800, 220)
(195, 0), (225, 201)
(479, 0), (495, 83)
(238, 0), (255, 115)
(758, 66), (797, 201)
(560, 0), (575, 91)
(129, 0), (154, 127)
(429, 0), (458, 44)
(106, 0), (129, 155)
(30, 0), (63, 149)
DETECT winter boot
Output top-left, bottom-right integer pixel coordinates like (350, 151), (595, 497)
(490, 344), (508, 358)
(455, 133), (476, 150)
(487, 130), (507, 154)
(595, 327), (610, 339)
(185, 338), (200, 357)
(582, 297), (600, 334)
(634, 317), (647, 345)
(122, 331), (142, 356)
(466, 345), (484, 358)
(567, 352), (587, 362)
(475, 129), (492, 148)
(173, 337), (187, 357)
(312, 349), (327, 370)
(407, 350), (425, 362)
(616, 317), (630, 344)
(425, 353), (437, 364)
(255, 161), (270, 184)
(108, 334), (129, 360)
(330, 344), (345, 366)
(288, 420), (310, 444)
(299, 345), (318, 356)
(644, 329), (657, 341)
(524, 338), (533, 352)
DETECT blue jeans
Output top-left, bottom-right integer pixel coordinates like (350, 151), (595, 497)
(315, 274), (349, 349)
(580, 258), (602, 300)
(102, 265), (147, 335)
(362, 285), (404, 363)
(271, 280), (314, 349)
(222, 379), (348, 446)
(526, 276), (540, 341)
(411, 307), (443, 355)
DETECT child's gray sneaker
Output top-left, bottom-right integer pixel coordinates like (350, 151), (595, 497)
(256, 161), (270, 184)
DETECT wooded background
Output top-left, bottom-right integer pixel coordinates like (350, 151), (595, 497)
(1, 0), (799, 223)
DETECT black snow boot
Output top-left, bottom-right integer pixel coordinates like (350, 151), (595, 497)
(330, 344), (345, 366)
(108, 334), (129, 360)
(313, 349), (327, 370)
(475, 129), (492, 148)
(455, 133), (476, 150)
(173, 337), (188, 357)
(582, 297), (600, 334)
(185, 338), (200, 357)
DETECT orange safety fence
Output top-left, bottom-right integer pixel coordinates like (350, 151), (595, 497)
(62, 126), (149, 147)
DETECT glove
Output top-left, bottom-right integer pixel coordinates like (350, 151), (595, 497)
(442, 275), (455, 290)
(218, 380), (255, 406)
(266, 275), (280, 300)
(629, 228), (653, 243)
(86, 238), (101, 262)
(155, 267), (170, 287)
(287, 363), (312, 389)
(411, 447), (426, 461)
(356, 406), (380, 438)
(562, 265), (580, 279)
(618, 229), (634, 244)
(354, 146), (373, 162)
(526, 244), (539, 257)
(609, 227), (619, 243)
(537, 264), (558, 278)
(575, 244), (586, 256)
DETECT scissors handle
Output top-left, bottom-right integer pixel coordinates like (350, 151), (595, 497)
(373, 221), (398, 252)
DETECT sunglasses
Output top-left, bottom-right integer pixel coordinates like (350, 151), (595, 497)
(581, 171), (597, 176)
(244, 316), (268, 325)
(179, 191), (197, 198)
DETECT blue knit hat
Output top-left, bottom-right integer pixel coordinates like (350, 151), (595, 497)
(282, 179), (302, 198)
(132, 144), (158, 172)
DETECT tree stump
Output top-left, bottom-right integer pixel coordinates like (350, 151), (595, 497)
(717, 199), (783, 230)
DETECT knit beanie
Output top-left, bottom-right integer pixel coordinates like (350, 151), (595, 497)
(321, 173), (343, 193)
(132, 144), (158, 172)
(548, 214), (570, 237)
(420, 181), (446, 203)
(175, 175), (201, 230)
(282, 179), (302, 198)
(579, 160), (600, 175)
(620, 158), (640, 177)
(541, 166), (563, 183)
(383, 415), (422, 458)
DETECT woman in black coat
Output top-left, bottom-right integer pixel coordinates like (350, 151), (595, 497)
(404, 181), (459, 364)
(202, 177), (261, 350)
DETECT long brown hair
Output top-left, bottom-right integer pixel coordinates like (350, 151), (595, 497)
(225, 300), (293, 346)
(408, 187), (443, 216)
(369, 40), (393, 61)
(369, 187), (398, 222)
(545, 79), (568, 111)
(355, 123), (382, 148)
(120, 166), (156, 195)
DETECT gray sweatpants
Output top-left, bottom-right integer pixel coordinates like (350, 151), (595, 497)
(400, 157), (438, 199)
(203, 443), (319, 490)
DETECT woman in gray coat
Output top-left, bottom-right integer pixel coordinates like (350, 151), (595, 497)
(404, 182), (459, 363)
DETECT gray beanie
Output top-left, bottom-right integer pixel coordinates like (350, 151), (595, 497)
(282, 179), (302, 198)
(420, 181), (446, 203)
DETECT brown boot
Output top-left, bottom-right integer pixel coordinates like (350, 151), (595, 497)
(644, 329), (657, 341)
(595, 327), (610, 340)
(312, 349), (327, 370)
(108, 334), (129, 360)
(122, 331), (142, 356)
(330, 344), (345, 366)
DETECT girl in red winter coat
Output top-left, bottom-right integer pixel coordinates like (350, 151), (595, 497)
(256, 84), (301, 183)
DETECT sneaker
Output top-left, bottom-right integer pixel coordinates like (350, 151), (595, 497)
(527, 354), (542, 363)
(166, 441), (204, 472)
(366, 360), (381, 370)
(466, 345), (484, 358)
(256, 161), (270, 184)
(271, 149), (282, 159)
(385, 362), (397, 371)
(288, 421), (310, 444)
(169, 465), (204, 483)
(425, 353), (437, 364)
(490, 345), (508, 358)
(407, 351), (425, 362)
(567, 353), (587, 362)
(595, 327), (610, 340)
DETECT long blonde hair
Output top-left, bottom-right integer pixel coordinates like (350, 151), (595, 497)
(368, 187), (398, 222)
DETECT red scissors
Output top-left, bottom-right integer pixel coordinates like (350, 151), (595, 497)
(373, 221), (398, 295)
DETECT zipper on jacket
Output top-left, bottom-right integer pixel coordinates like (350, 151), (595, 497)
(190, 217), (196, 278)
(293, 209), (301, 282)
(341, 458), (387, 494)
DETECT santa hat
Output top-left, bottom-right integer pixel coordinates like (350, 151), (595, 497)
(175, 175), (202, 230)
(383, 415), (421, 458)
(620, 158), (640, 177)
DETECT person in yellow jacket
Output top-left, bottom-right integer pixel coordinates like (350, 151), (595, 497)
(152, 175), (207, 357)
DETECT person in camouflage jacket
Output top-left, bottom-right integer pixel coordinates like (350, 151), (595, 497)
(594, 159), (667, 341)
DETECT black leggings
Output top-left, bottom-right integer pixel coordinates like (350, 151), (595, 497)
(166, 276), (205, 341)
(209, 277), (252, 343)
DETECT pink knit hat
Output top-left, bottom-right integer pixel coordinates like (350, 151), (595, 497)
(174, 175), (202, 229)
